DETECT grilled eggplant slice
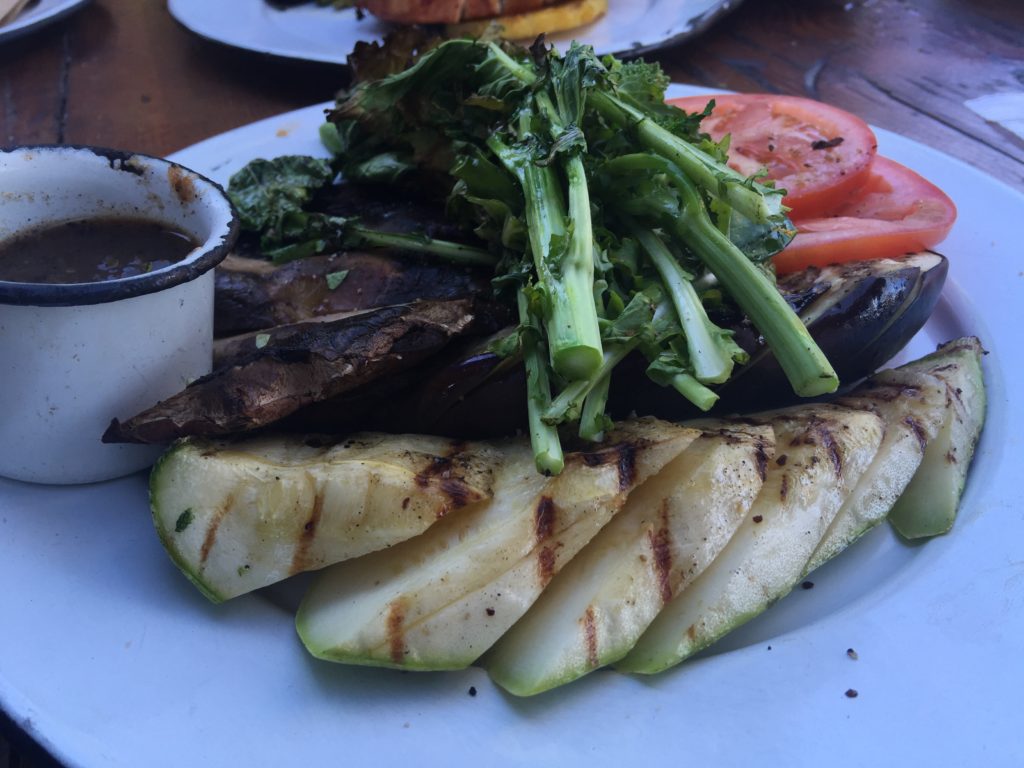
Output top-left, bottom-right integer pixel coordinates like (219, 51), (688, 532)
(151, 432), (503, 602)
(214, 251), (491, 338)
(483, 424), (773, 696)
(387, 253), (948, 436)
(296, 418), (699, 670)
(105, 299), (502, 444)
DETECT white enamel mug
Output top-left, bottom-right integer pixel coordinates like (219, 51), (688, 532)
(0, 146), (238, 484)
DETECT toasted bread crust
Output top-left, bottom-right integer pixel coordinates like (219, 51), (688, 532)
(359, 0), (562, 24)
(446, 0), (607, 38)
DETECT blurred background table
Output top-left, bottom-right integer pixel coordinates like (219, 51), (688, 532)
(1, 0), (1021, 765)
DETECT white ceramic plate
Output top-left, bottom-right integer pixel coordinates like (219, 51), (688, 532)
(0, 0), (89, 44)
(2, 87), (1022, 767)
(167, 0), (742, 64)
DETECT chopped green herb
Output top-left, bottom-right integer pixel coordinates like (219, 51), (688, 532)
(174, 508), (194, 533)
(326, 269), (350, 290)
(255, 333), (271, 349)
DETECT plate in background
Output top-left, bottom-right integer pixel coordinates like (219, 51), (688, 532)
(0, 0), (89, 44)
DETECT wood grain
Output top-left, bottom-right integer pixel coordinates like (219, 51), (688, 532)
(2, 0), (1021, 187)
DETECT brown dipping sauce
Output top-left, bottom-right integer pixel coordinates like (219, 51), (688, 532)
(0, 217), (198, 284)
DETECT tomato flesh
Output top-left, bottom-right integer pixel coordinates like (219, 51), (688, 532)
(772, 156), (957, 275)
(668, 94), (878, 219)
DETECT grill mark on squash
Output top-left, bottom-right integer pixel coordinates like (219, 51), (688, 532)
(535, 495), (556, 541)
(538, 545), (558, 586)
(648, 499), (673, 604)
(583, 606), (599, 669)
(535, 495), (559, 585)
(792, 418), (843, 479)
(413, 441), (479, 514)
(387, 599), (407, 664)
(903, 415), (928, 452)
(289, 485), (325, 575)
(817, 423), (844, 478)
(579, 441), (638, 491)
(862, 383), (918, 403)
(199, 492), (235, 568)
(753, 438), (769, 482)
(616, 443), (638, 491)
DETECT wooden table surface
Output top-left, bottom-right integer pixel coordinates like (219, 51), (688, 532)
(2, 0), (1022, 765)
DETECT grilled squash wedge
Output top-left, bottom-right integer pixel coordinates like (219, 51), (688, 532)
(151, 433), (502, 602)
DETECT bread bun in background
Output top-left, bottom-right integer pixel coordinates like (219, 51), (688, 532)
(359, 0), (608, 38)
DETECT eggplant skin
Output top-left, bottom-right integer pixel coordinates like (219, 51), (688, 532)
(104, 299), (506, 445)
(379, 253), (948, 437)
(214, 252), (491, 338)
(710, 252), (948, 412)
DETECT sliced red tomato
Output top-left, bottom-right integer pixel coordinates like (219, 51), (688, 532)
(772, 156), (957, 275)
(668, 93), (878, 219)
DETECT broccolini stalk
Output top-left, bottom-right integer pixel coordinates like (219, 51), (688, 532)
(587, 89), (783, 225)
(347, 227), (497, 267)
(543, 342), (636, 426)
(518, 290), (564, 475)
(578, 372), (612, 442)
(532, 89), (605, 381)
(669, 373), (718, 411)
(606, 153), (838, 397)
(487, 129), (603, 381)
(631, 226), (744, 385)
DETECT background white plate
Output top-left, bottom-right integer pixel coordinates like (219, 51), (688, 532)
(0, 0), (89, 44)
(1, 86), (1022, 766)
(167, 0), (742, 64)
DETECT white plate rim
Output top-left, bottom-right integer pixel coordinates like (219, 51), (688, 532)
(0, 0), (90, 45)
(1, 87), (1023, 767)
(166, 0), (744, 64)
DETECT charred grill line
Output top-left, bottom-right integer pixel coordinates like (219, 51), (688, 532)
(535, 496), (559, 587)
(816, 423), (844, 479)
(387, 599), (406, 664)
(904, 415), (929, 452)
(538, 545), (558, 587)
(583, 606), (599, 669)
(616, 443), (638, 492)
(199, 492), (235, 569)
(754, 439), (769, 481)
(289, 485), (325, 575)
(535, 495), (556, 542)
(649, 499), (673, 604)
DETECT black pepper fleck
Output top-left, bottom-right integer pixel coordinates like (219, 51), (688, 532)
(486, 608), (495, 616)
(468, 686), (478, 697)
(845, 688), (858, 698)
(847, 648), (858, 660)
(812, 136), (845, 150)
(801, 580), (814, 590)
(752, 515), (764, 524)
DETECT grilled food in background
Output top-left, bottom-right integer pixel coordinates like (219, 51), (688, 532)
(357, 0), (608, 38)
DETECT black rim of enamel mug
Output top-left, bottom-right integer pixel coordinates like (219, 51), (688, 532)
(0, 144), (240, 307)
